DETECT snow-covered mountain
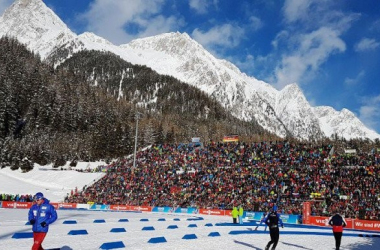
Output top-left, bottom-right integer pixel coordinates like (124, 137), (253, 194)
(313, 106), (380, 140)
(1, 0), (379, 140)
(0, 0), (76, 58)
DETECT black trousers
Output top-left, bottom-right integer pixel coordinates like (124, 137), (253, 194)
(333, 232), (343, 250)
(266, 227), (280, 249)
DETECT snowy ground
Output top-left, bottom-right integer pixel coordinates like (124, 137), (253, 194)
(0, 162), (105, 202)
(1, 209), (379, 250)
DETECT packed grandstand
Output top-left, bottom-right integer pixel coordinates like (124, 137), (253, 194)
(2, 141), (380, 220)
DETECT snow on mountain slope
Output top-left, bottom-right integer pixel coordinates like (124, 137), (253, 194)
(122, 32), (289, 137)
(1, 0), (379, 140)
(314, 106), (380, 140)
(276, 84), (324, 140)
(0, 0), (76, 58)
(46, 31), (145, 67)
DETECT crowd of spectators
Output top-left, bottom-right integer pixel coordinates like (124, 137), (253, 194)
(1, 193), (34, 202)
(64, 141), (379, 220)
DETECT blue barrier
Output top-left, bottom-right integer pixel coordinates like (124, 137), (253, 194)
(68, 230), (88, 235)
(63, 220), (77, 224)
(118, 219), (129, 222)
(359, 234), (380, 237)
(158, 218), (166, 221)
(215, 222), (257, 226)
(228, 230), (380, 237)
(12, 232), (33, 239)
(187, 217), (204, 221)
(140, 218), (149, 222)
(167, 225), (178, 229)
(99, 241), (125, 249)
(205, 223), (213, 227)
(94, 219), (106, 223)
(188, 224), (197, 228)
(182, 234), (197, 240)
(208, 232), (221, 237)
(148, 236), (167, 243)
(142, 226), (155, 231)
(110, 228), (126, 233)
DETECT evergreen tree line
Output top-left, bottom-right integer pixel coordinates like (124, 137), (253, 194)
(0, 37), (276, 171)
(1, 37), (378, 171)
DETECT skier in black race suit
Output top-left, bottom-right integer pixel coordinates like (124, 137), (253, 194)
(264, 208), (284, 250)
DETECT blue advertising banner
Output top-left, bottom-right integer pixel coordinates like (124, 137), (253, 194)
(280, 214), (299, 224)
(174, 207), (198, 214)
(151, 206), (198, 214)
(245, 211), (264, 221)
(89, 204), (109, 210)
(152, 206), (172, 213)
(245, 211), (299, 224)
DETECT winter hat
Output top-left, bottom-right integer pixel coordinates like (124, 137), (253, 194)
(34, 192), (44, 200)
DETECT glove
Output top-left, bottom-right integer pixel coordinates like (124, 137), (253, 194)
(40, 221), (47, 227)
(30, 219), (35, 225)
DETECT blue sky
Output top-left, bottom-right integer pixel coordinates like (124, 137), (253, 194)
(1, 0), (380, 134)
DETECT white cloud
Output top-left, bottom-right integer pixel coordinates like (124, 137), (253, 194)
(266, 0), (361, 89)
(370, 19), (380, 32)
(249, 16), (263, 31)
(81, 0), (184, 45)
(0, 0), (13, 15)
(355, 38), (380, 52)
(282, 0), (349, 29)
(359, 95), (380, 131)
(273, 27), (346, 89)
(283, 0), (312, 23)
(189, 0), (207, 14)
(272, 30), (289, 49)
(188, 0), (219, 14)
(344, 70), (365, 85)
(192, 23), (244, 49)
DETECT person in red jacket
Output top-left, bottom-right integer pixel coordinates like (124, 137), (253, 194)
(328, 210), (347, 250)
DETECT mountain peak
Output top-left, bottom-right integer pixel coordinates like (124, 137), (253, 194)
(123, 31), (203, 57)
(0, 0), (76, 58)
(12, 0), (41, 8)
(281, 83), (302, 95)
(78, 32), (114, 46)
(1, 1), (379, 140)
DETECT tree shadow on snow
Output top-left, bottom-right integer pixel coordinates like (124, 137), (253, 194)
(233, 240), (261, 249)
(345, 237), (380, 250)
(281, 241), (313, 249)
(60, 246), (73, 250)
(46, 246), (72, 250)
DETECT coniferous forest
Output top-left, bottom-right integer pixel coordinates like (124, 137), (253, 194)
(1, 37), (379, 171)
(0, 37), (277, 170)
